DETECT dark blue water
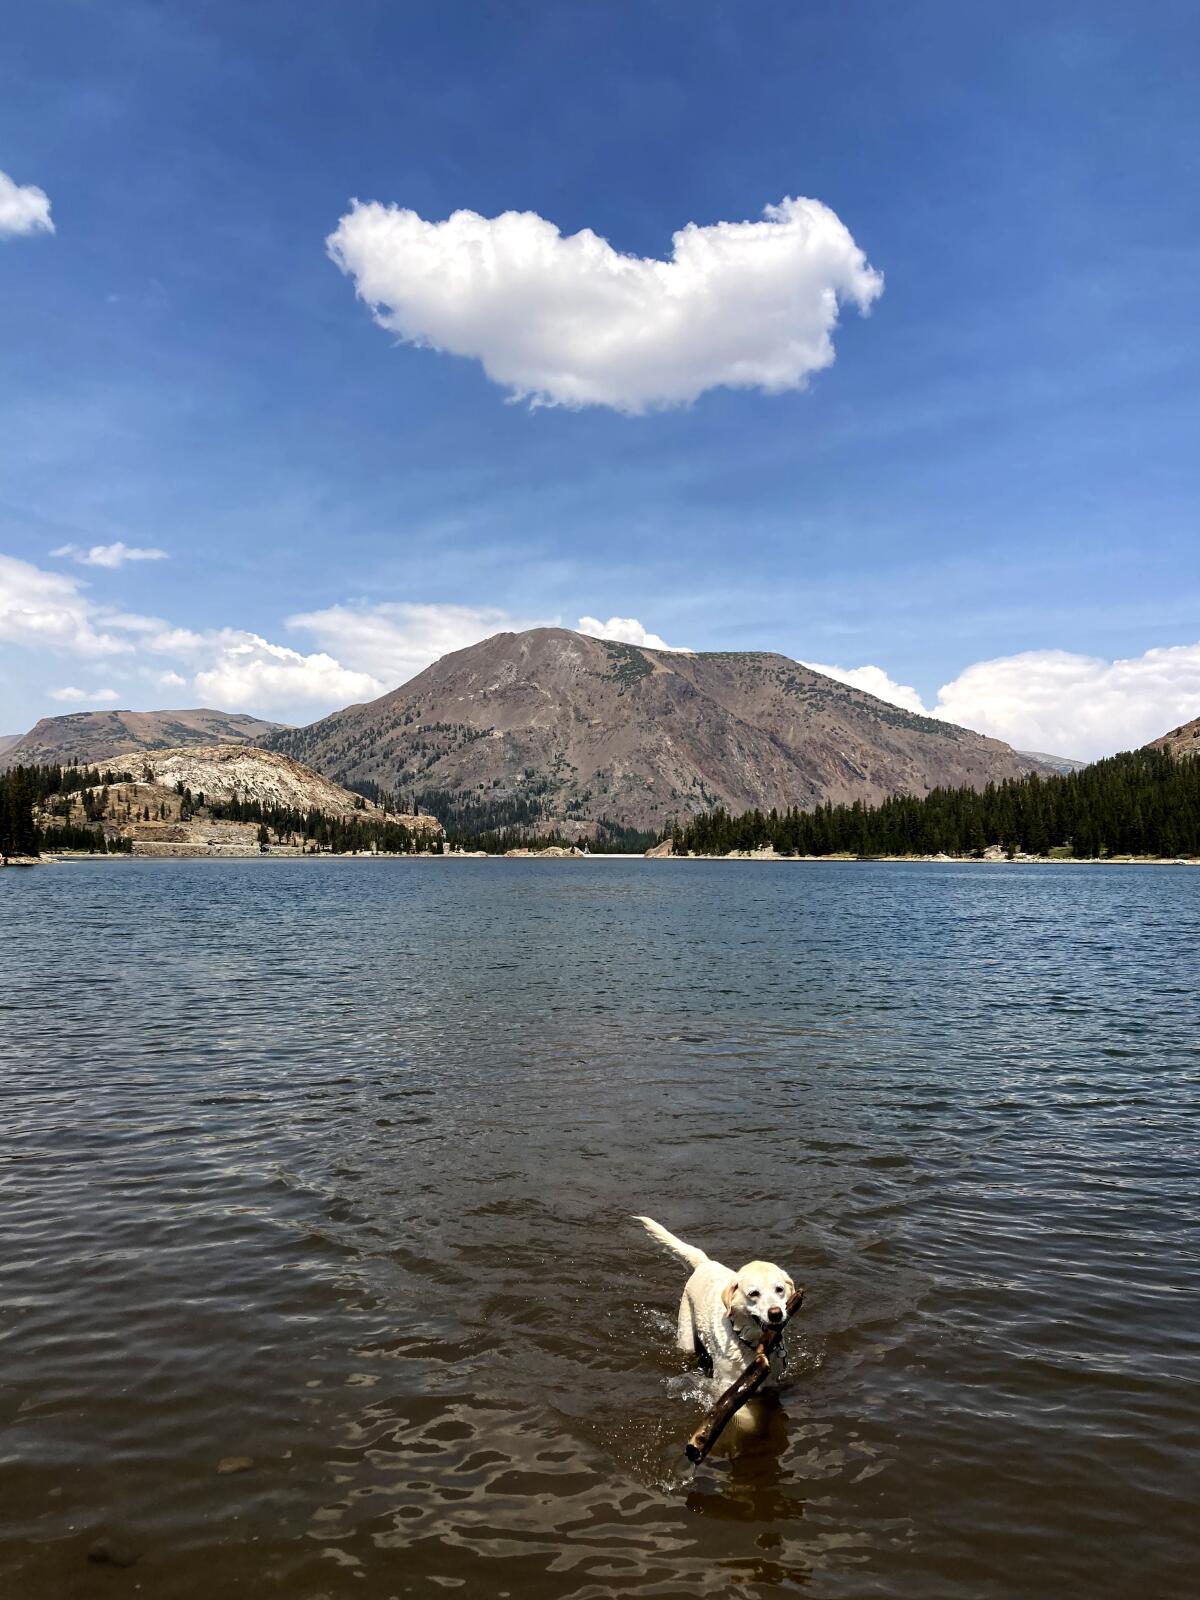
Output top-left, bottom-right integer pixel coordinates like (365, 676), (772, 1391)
(1, 859), (1197, 1598)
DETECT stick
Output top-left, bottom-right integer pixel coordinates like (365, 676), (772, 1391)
(685, 1288), (804, 1464)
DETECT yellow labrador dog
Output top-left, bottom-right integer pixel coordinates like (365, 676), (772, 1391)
(635, 1216), (799, 1389)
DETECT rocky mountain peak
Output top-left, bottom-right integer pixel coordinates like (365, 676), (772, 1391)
(260, 627), (1045, 837)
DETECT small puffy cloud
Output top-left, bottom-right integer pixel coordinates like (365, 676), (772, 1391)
(52, 541), (167, 568)
(192, 631), (384, 712)
(0, 553), (137, 656)
(931, 644), (1200, 758)
(289, 600), (548, 687)
(578, 615), (690, 653)
(802, 659), (927, 714)
(155, 670), (187, 689)
(327, 195), (882, 413)
(0, 169), (54, 238)
(48, 685), (121, 704)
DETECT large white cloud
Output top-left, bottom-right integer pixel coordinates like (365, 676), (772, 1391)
(326, 196), (882, 413)
(288, 600), (548, 686)
(0, 169), (54, 238)
(192, 632), (384, 712)
(52, 541), (167, 568)
(808, 642), (1200, 759)
(931, 645), (1200, 758)
(578, 615), (689, 652)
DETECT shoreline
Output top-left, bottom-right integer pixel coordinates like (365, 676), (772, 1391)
(7, 850), (1198, 869)
(658, 849), (1200, 865)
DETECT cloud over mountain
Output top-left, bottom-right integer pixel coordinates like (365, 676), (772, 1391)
(577, 615), (688, 652)
(801, 659), (926, 714)
(326, 196), (882, 413)
(0, 554), (384, 716)
(288, 601), (547, 686)
(932, 644), (1200, 758)
(192, 633), (384, 712)
(815, 642), (1200, 759)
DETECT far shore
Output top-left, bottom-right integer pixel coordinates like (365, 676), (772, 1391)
(661, 850), (1200, 865)
(6, 850), (1198, 869)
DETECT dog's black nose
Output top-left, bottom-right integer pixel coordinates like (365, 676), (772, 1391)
(768, 1306), (784, 1323)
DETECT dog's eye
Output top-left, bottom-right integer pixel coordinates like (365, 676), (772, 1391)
(747, 1290), (760, 1301)
(775, 1286), (784, 1295)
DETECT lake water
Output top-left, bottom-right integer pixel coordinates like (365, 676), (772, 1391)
(1, 859), (1197, 1599)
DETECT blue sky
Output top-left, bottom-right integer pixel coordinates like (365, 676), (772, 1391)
(2, 0), (1198, 757)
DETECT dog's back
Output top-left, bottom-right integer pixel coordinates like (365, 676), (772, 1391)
(634, 1215), (735, 1356)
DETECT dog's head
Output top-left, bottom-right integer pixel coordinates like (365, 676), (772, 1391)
(722, 1261), (800, 1335)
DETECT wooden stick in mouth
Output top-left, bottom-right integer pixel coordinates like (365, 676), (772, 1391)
(685, 1287), (804, 1464)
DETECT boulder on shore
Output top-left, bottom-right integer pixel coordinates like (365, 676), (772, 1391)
(504, 845), (584, 858)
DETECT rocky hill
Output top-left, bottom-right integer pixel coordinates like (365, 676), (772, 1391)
(1147, 715), (1200, 760)
(0, 734), (21, 761)
(128, 744), (399, 816)
(260, 627), (1047, 835)
(36, 745), (441, 857)
(0, 707), (286, 771)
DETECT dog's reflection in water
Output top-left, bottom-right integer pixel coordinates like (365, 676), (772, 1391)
(685, 1398), (811, 1589)
(685, 1391), (801, 1518)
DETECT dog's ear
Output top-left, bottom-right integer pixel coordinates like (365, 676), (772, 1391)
(721, 1280), (737, 1313)
(784, 1275), (796, 1298)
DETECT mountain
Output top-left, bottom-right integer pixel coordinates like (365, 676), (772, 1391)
(0, 708), (286, 771)
(1147, 715), (1200, 760)
(1017, 750), (1087, 775)
(260, 627), (1046, 835)
(0, 734), (21, 760)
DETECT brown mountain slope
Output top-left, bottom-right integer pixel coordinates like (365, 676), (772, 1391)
(0, 708), (286, 771)
(0, 734), (21, 760)
(1147, 715), (1200, 759)
(261, 628), (1044, 834)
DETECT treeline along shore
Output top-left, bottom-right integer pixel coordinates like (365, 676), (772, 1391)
(3, 746), (1199, 864)
(0, 763), (134, 858)
(668, 748), (1200, 860)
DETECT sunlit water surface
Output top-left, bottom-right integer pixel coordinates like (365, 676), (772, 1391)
(1, 859), (1197, 1599)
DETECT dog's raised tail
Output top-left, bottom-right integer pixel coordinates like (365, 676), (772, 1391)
(633, 1215), (709, 1269)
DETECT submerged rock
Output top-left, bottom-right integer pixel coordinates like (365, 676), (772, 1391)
(87, 1537), (141, 1568)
